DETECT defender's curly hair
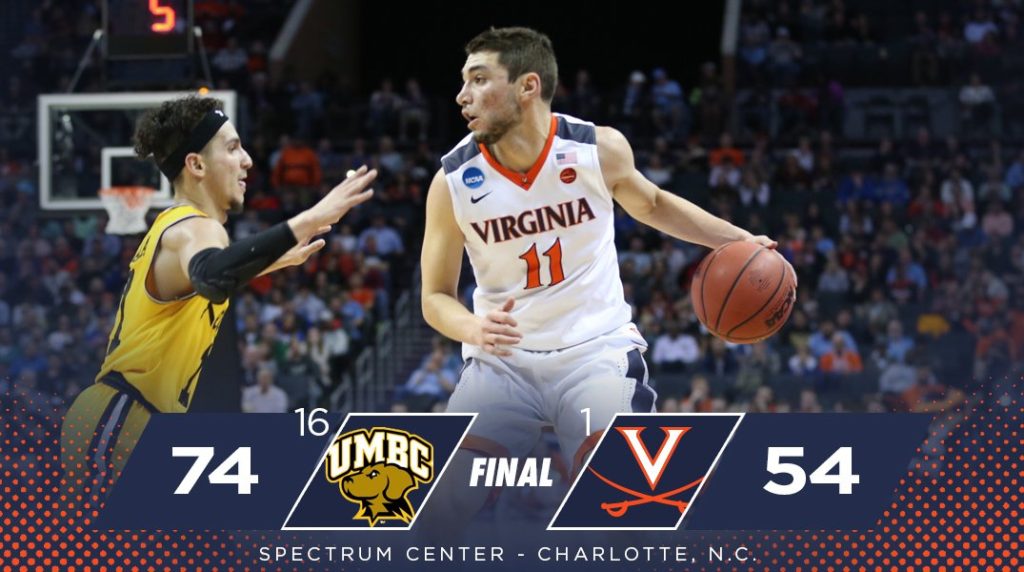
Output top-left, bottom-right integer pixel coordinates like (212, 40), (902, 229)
(132, 95), (223, 166)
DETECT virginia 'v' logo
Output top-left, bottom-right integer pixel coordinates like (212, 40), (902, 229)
(549, 414), (743, 530)
(587, 427), (702, 517)
(324, 428), (434, 526)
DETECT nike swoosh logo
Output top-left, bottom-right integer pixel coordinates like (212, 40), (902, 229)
(470, 192), (493, 204)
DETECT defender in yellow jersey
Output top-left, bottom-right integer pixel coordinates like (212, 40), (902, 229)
(97, 205), (228, 413)
(61, 95), (378, 514)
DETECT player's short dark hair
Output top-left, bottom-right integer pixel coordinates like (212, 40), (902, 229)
(133, 95), (224, 165)
(465, 27), (558, 103)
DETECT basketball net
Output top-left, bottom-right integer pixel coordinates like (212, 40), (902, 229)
(99, 186), (156, 235)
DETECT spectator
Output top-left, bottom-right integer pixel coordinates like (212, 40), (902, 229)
(817, 256), (850, 295)
(709, 155), (742, 195)
(399, 79), (430, 142)
(619, 236), (654, 277)
(692, 61), (726, 135)
(367, 78), (402, 137)
(808, 319), (857, 357)
(322, 316), (351, 383)
(981, 200), (1014, 240)
(910, 11), (940, 85)
(652, 321), (700, 373)
(642, 153), (674, 187)
(306, 326), (332, 390)
(902, 365), (964, 413)
(788, 342), (818, 377)
(876, 163), (910, 206)
(959, 73), (997, 134)
(837, 169), (877, 204)
(242, 367), (289, 413)
(211, 37), (248, 83)
(703, 338), (738, 377)
(709, 132), (745, 167)
(377, 136), (405, 174)
(790, 135), (815, 172)
(883, 319), (915, 364)
(679, 374), (714, 412)
(570, 69), (602, 122)
(277, 338), (320, 407)
(939, 169), (976, 229)
(271, 136), (322, 190)
(978, 163), (1012, 202)
(735, 343), (781, 393)
(397, 349), (455, 412)
(886, 249), (928, 303)
(819, 333), (864, 374)
(740, 13), (772, 80)
(963, 7), (998, 45)
(291, 82), (326, 141)
(748, 385), (777, 413)
(1003, 148), (1024, 190)
(777, 85), (817, 137)
(737, 167), (771, 207)
(649, 67), (688, 140)
(768, 27), (803, 83)
(879, 358), (917, 395)
(358, 215), (404, 257)
(621, 70), (647, 125)
(798, 388), (823, 412)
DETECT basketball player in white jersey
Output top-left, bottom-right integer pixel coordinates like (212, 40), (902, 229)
(419, 27), (773, 535)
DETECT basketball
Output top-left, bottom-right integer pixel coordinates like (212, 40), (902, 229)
(690, 241), (797, 344)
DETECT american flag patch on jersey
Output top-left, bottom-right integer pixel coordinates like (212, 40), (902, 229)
(555, 151), (577, 165)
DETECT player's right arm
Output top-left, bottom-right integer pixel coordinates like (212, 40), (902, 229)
(421, 169), (521, 356)
(155, 167), (378, 303)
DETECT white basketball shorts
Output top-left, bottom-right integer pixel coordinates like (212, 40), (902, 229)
(446, 323), (654, 471)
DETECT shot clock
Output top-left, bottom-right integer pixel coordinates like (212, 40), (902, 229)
(103, 0), (194, 59)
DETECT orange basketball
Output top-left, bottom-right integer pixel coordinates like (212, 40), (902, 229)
(690, 241), (797, 344)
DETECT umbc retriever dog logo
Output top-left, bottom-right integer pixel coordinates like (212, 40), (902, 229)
(324, 428), (434, 527)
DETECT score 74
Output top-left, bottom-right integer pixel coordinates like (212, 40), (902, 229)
(764, 447), (860, 495)
(172, 447), (259, 495)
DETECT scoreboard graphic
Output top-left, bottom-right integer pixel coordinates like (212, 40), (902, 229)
(8, 387), (1021, 570)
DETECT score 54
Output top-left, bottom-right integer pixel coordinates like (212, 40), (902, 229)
(764, 446), (860, 495)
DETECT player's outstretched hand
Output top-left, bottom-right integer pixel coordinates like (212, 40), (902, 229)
(316, 165), (377, 226)
(477, 297), (521, 357)
(745, 234), (777, 249)
(275, 225), (332, 271)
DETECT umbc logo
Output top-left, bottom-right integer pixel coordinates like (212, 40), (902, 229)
(325, 428), (434, 527)
(549, 414), (742, 530)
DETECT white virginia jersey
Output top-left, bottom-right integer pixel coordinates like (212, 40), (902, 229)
(442, 113), (636, 354)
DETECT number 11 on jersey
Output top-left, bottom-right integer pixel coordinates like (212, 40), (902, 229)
(520, 237), (565, 289)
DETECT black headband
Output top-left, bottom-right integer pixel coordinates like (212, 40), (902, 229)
(158, 109), (229, 181)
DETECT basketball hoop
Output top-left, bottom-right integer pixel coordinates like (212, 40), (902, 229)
(99, 186), (156, 235)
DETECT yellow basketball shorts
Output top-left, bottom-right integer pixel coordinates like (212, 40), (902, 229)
(60, 381), (153, 512)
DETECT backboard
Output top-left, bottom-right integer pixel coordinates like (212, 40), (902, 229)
(37, 90), (237, 211)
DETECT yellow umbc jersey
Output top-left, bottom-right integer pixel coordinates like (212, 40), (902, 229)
(96, 205), (229, 413)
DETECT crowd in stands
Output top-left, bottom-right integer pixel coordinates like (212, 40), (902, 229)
(1, 0), (1022, 426)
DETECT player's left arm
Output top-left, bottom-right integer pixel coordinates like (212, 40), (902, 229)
(597, 126), (775, 249)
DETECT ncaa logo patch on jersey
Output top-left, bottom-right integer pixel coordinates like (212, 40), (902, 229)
(549, 413), (742, 530)
(282, 413), (475, 530)
(463, 167), (486, 189)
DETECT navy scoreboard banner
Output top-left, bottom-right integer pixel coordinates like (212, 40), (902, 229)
(5, 388), (1024, 570)
(97, 411), (928, 534)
